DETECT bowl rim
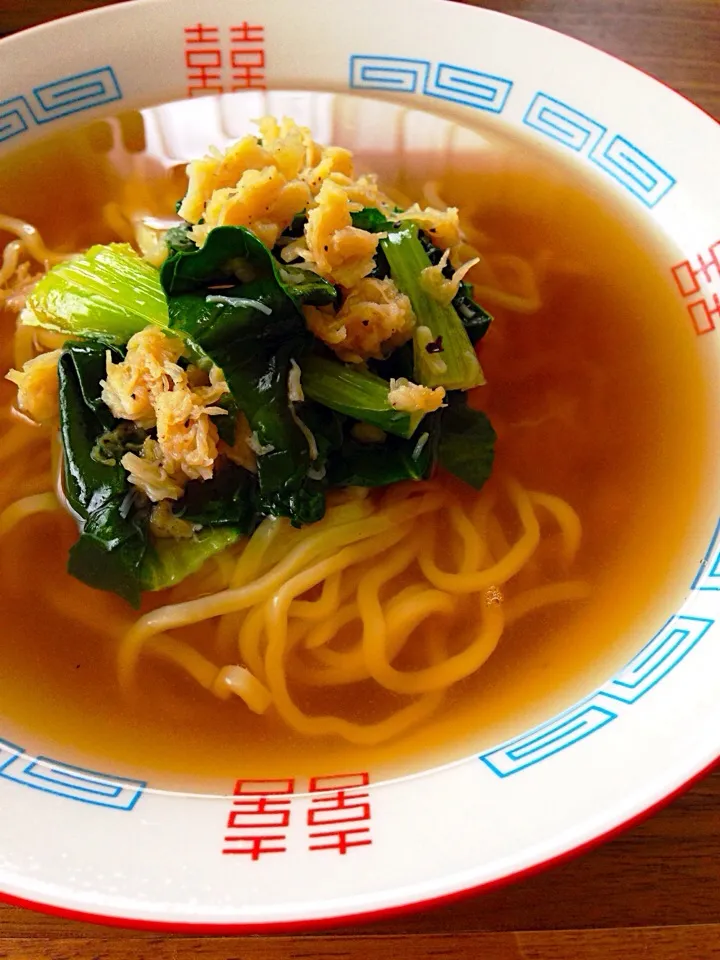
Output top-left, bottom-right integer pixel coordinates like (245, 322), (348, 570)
(0, 755), (715, 933)
(0, 0), (719, 932)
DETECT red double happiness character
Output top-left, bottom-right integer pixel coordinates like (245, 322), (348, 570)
(230, 22), (266, 91)
(184, 23), (223, 97)
(307, 772), (372, 854)
(222, 777), (295, 860)
(671, 240), (720, 335)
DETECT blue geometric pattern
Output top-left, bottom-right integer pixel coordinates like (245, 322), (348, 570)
(31, 66), (122, 123)
(349, 56), (513, 114)
(692, 519), (720, 591)
(522, 91), (675, 208)
(424, 63), (512, 113)
(0, 739), (145, 810)
(346, 60), (674, 208)
(0, 738), (24, 772)
(0, 66), (122, 145)
(523, 93), (605, 151)
(589, 134), (675, 207)
(480, 614), (715, 777)
(598, 616), (714, 705)
(350, 56), (429, 94)
(480, 703), (616, 777)
(0, 96), (35, 144)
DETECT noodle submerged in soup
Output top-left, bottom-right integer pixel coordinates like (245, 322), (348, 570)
(0, 97), (707, 789)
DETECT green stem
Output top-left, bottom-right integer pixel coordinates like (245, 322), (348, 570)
(380, 225), (484, 390)
(300, 355), (424, 439)
(23, 243), (170, 345)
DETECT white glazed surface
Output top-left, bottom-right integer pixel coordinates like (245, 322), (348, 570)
(0, 0), (719, 928)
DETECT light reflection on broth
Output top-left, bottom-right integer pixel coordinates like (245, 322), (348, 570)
(0, 96), (709, 792)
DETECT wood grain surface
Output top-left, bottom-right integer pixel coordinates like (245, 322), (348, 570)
(0, 1), (719, 957)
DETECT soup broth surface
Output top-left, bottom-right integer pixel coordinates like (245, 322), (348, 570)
(0, 95), (708, 792)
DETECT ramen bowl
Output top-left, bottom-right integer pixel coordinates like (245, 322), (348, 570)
(0, 0), (718, 931)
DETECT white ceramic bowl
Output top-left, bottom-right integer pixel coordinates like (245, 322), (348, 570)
(0, 0), (719, 930)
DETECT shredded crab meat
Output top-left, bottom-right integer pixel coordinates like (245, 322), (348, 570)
(122, 438), (185, 502)
(180, 116), (367, 255)
(388, 377), (446, 413)
(102, 327), (229, 497)
(393, 204), (462, 249)
(134, 217), (179, 268)
(304, 277), (415, 363)
(288, 358), (304, 402)
(289, 404), (319, 461)
(6, 349), (62, 424)
(177, 115), (475, 310)
(420, 249), (481, 306)
(190, 167), (312, 249)
(101, 327), (187, 428)
(300, 178), (379, 287)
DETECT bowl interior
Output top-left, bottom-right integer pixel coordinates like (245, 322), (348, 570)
(0, 0), (719, 928)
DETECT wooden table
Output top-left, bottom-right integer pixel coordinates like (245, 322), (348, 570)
(0, 1), (719, 957)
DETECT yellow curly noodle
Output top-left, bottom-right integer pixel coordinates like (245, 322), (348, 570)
(0, 129), (587, 747)
(0, 228), (62, 549)
(115, 476), (587, 745)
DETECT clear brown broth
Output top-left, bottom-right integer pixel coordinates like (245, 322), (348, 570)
(0, 102), (709, 792)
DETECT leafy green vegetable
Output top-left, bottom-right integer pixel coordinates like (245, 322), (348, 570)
(179, 462), (258, 530)
(162, 226), (328, 525)
(294, 402), (345, 466)
(161, 224), (337, 308)
(300, 354), (425, 439)
(48, 215), (497, 607)
(453, 281), (492, 345)
(58, 343), (150, 605)
(437, 394), (496, 490)
(59, 343), (125, 514)
(68, 498), (149, 606)
(167, 288), (322, 524)
(24, 244), (170, 345)
(350, 208), (396, 232)
(59, 342), (246, 603)
(140, 528), (242, 592)
(380, 225), (484, 391)
(326, 431), (433, 487)
(212, 393), (240, 446)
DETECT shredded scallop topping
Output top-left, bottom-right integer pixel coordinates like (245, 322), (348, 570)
(387, 377), (446, 413)
(420, 249), (481, 306)
(180, 116), (372, 264)
(304, 277), (415, 363)
(6, 349), (62, 424)
(102, 327), (229, 499)
(177, 115), (468, 360)
(393, 204), (462, 249)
